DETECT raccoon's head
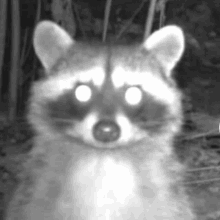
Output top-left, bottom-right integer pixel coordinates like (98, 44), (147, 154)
(30, 21), (184, 149)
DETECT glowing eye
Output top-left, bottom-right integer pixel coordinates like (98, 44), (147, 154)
(125, 87), (143, 105)
(75, 85), (92, 102)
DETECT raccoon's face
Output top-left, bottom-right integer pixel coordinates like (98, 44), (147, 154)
(31, 21), (184, 149)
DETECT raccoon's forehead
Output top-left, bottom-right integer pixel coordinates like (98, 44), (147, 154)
(109, 49), (177, 105)
(111, 64), (176, 105)
(42, 45), (177, 105)
(56, 46), (107, 87)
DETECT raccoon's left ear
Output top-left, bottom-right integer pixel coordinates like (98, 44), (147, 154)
(33, 20), (74, 72)
(143, 26), (185, 76)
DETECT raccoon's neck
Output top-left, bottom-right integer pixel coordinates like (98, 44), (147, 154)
(58, 155), (145, 219)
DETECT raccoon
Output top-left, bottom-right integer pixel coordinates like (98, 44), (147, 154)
(5, 21), (194, 220)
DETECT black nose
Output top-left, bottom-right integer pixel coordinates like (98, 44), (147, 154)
(93, 120), (120, 143)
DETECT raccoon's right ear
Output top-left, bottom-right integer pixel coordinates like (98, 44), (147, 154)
(143, 25), (184, 76)
(33, 20), (74, 71)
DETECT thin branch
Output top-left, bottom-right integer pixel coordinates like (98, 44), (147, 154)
(115, 0), (148, 41)
(144, 0), (157, 40)
(103, 0), (113, 42)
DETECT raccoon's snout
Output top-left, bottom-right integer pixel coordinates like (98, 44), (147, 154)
(93, 119), (120, 142)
